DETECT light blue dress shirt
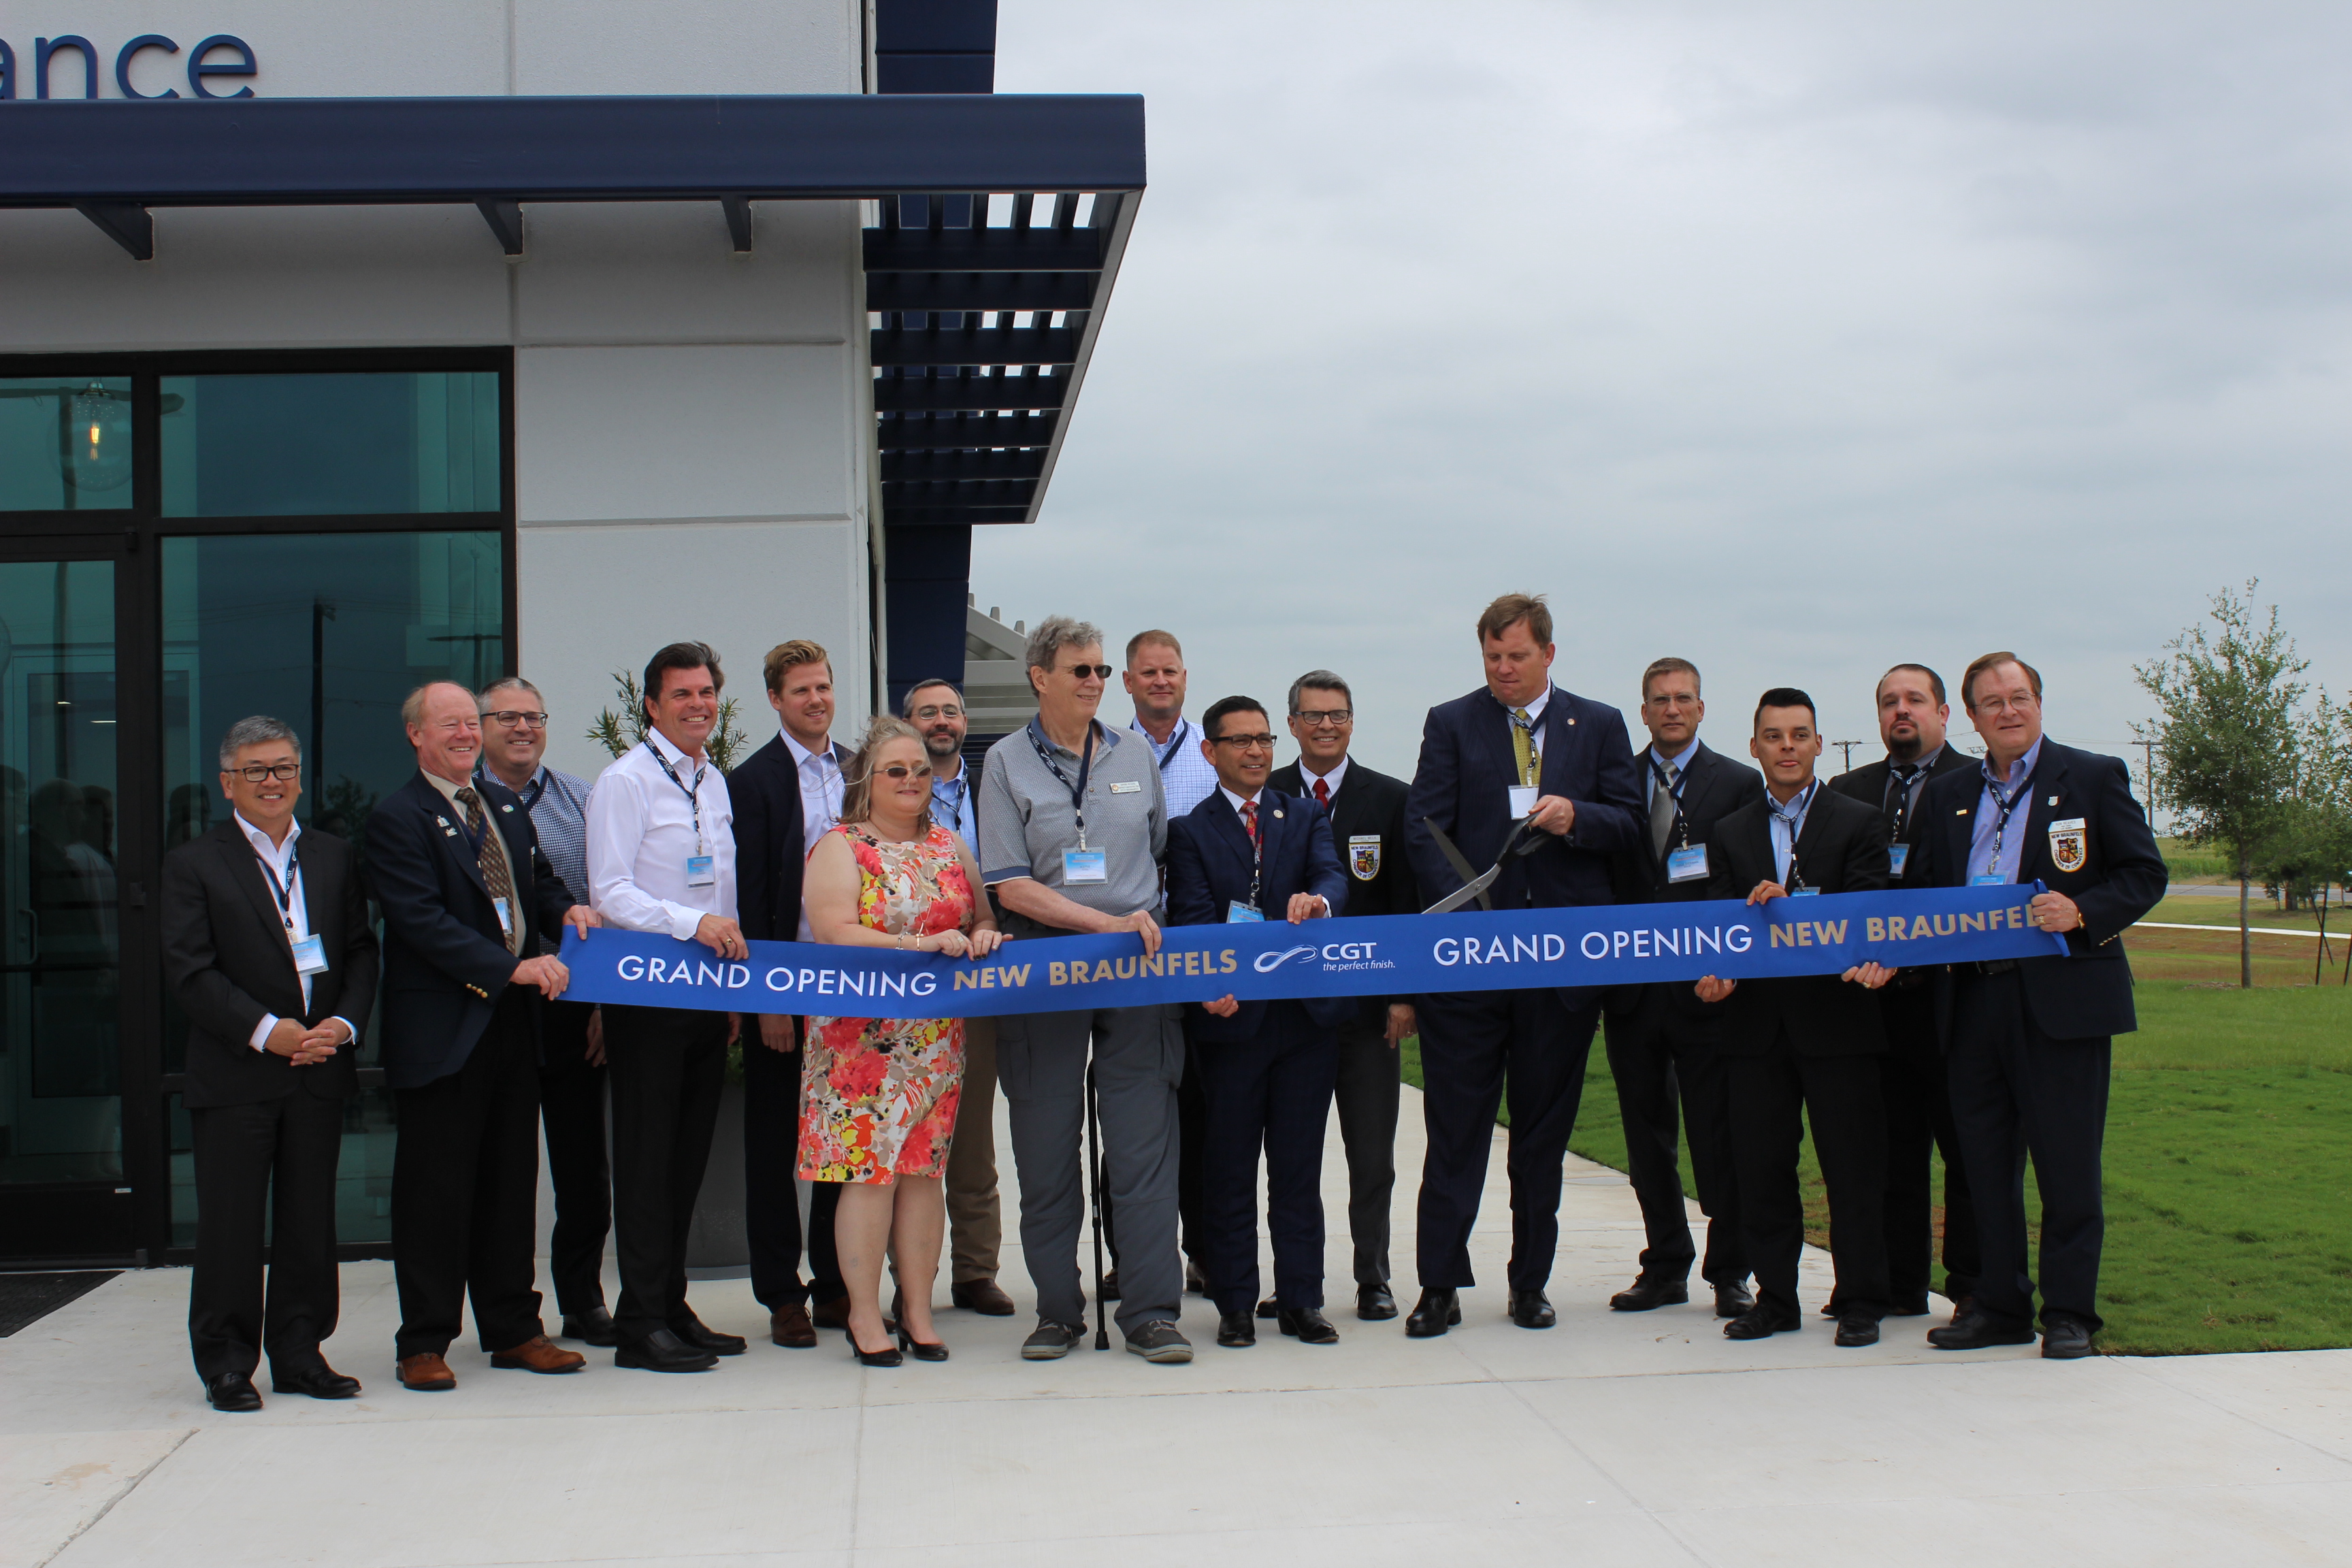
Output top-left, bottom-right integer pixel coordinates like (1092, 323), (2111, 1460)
(1134, 716), (1220, 820)
(1766, 778), (1822, 887)
(1645, 736), (1702, 808)
(930, 757), (979, 847)
(1966, 737), (2044, 885)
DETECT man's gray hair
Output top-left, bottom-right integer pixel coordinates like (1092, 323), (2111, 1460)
(480, 675), (542, 708)
(1024, 615), (1105, 672)
(1287, 669), (1353, 715)
(218, 715), (300, 770)
(900, 676), (964, 717)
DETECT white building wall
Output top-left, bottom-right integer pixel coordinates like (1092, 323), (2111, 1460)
(0, 0), (879, 774)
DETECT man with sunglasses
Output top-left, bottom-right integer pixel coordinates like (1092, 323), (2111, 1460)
(477, 677), (612, 1348)
(978, 616), (1192, 1363)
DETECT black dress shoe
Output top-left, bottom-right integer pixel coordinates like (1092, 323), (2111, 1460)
(1356, 1283), (1398, 1321)
(1405, 1288), (1460, 1338)
(615, 1328), (719, 1372)
(1722, 1303), (1803, 1339)
(1098, 1267), (1122, 1302)
(1255, 1298), (1279, 1320)
(1833, 1316), (1881, 1348)
(1278, 1307), (1339, 1345)
(670, 1316), (747, 1356)
(272, 1363), (361, 1400)
(848, 1328), (903, 1368)
(1185, 1260), (1210, 1296)
(2042, 1316), (2097, 1359)
(1216, 1310), (1257, 1348)
(896, 1328), (950, 1362)
(561, 1306), (621, 1347)
(1713, 1281), (1757, 1319)
(1927, 1309), (2038, 1351)
(1888, 1295), (1933, 1318)
(206, 1371), (262, 1412)
(1508, 1290), (1556, 1329)
(1610, 1273), (1689, 1312)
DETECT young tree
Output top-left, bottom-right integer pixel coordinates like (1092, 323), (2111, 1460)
(2134, 581), (2307, 989)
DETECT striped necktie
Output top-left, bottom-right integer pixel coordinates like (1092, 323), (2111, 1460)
(454, 786), (519, 955)
(1509, 708), (1541, 787)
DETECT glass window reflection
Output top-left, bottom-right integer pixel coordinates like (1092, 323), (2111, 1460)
(161, 372), (501, 517)
(0, 378), (135, 511)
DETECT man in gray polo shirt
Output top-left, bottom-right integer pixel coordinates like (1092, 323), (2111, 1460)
(979, 615), (1191, 1364)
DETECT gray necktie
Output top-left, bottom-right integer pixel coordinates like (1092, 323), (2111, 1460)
(1650, 762), (1679, 859)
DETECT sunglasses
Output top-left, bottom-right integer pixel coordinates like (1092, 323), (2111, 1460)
(1061, 663), (1114, 680)
(871, 763), (935, 783)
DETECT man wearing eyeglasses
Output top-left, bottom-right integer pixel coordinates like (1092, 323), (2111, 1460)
(979, 616), (1191, 1363)
(476, 676), (612, 1349)
(1268, 670), (1419, 1322)
(903, 678), (1015, 1317)
(1912, 653), (2164, 1360)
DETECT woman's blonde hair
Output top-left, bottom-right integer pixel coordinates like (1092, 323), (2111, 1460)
(840, 714), (934, 832)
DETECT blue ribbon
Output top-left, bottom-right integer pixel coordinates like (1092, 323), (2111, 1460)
(556, 883), (2065, 1019)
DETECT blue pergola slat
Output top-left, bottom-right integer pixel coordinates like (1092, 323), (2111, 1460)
(0, 93), (1145, 207)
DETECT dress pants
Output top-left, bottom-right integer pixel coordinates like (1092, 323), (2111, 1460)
(1101, 1032), (1205, 1274)
(998, 1002), (1184, 1335)
(391, 990), (545, 1358)
(1726, 1029), (1891, 1320)
(602, 1002), (728, 1344)
(1196, 1003), (1341, 1318)
(1947, 968), (2111, 1332)
(1332, 1014), (1401, 1287)
(1878, 982), (1980, 1307)
(945, 1015), (1004, 1285)
(744, 1019), (843, 1311)
(538, 997), (610, 1318)
(1603, 997), (1746, 1286)
(1414, 985), (1598, 1292)
(188, 1088), (346, 1383)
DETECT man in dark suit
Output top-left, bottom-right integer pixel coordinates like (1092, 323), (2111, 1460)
(164, 717), (379, 1412)
(1602, 657), (1763, 1319)
(366, 681), (598, 1392)
(730, 638), (854, 1348)
(1270, 670), (1419, 1321)
(1916, 653), (2166, 1359)
(1696, 688), (1898, 1347)
(1401, 593), (1644, 1336)
(1828, 663), (1980, 1322)
(1166, 696), (1354, 1349)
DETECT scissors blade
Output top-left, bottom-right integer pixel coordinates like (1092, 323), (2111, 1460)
(1424, 860), (1502, 915)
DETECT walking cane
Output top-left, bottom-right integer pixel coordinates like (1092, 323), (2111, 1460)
(1085, 1060), (1111, 1350)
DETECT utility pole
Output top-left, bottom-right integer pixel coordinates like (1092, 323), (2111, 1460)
(1833, 739), (1862, 774)
(2135, 739), (2159, 826)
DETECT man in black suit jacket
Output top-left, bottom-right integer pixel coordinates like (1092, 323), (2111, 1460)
(1270, 670), (1419, 1321)
(730, 639), (855, 1347)
(163, 717), (378, 1412)
(1697, 689), (1897, 1348)
(1602, 658), (1764, 1319)
(1401, 594), (1644, 1336)
(1167, 696), (1354, 1349)
(1915, 653), (2166, 1359)
(365, 681), (595, 1392)
(1828, 663), (1981, 1320)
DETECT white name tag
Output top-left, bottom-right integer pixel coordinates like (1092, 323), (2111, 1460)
(1226, 900), (1264, 924)
(1109, 780), (1143, 794)
(1886, 843), (1910, 879)
(1665, 844), (1709, 883)
(1062, 847), (1107, 883)
(685, 855), (715, 888)
(493, 896), (514, 934)
(289, 934), (329, 976)
(1507, 785), (1539, 818)
(2049, 817), (2086, 833)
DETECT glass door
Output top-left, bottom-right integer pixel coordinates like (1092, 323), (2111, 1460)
(0, 546), (133, 1260)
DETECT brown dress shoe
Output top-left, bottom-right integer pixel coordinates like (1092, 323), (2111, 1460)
(809, 1294), (852, 1331)
(397, 1352), (457, 1391)
(490, 1335), (587, 1374)
(950, 1279), (1017, 1316)
(770, 1305), (818, 1348)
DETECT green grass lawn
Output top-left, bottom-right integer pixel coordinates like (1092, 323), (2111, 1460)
(1401, 983), (2352, 1354)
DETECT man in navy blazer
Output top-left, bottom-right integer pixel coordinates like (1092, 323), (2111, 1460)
(1401, 593), (1644, 1337)
(365, 681), (597, 1392)
(1912, 653), (2165, 1360)
(1165, 696), (1353, 1349)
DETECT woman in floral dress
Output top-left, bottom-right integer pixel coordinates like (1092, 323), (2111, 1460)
(800, 716), (1001, 1364)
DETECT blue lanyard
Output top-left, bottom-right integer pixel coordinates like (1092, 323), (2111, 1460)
(1648, 752), (1691, 849)
(257, 849), (301, 928)
(1772, 779), (1820, 889)
(644, 740), (707, 849)
(1027, 718), (1097, 845)
(1149, 719), (1191, 772)
(1983, 764), (2033, 866)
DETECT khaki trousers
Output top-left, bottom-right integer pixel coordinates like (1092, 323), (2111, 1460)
(946, 1015), (1003, 1284)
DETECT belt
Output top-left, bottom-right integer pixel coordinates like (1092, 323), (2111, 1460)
(1965, 958), (2019, 977)
(1888, 968), (1934, 990)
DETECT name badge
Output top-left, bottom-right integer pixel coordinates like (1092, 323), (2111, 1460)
(1507, 785), (1539, 818)
(1971, 872), (2008, 886)
(1109, 780), (1143, 794)
(1226, 900), (1264, 924)
(1665, 844), (1710, 883)
(493, 896), (514, 934)
(1062, 848), (1107, 883)
(685, 855), (715, 888)
(1791, 887), (1822, 898)
(1886, 843), (1910, 879)
(289, 934), (329, 976)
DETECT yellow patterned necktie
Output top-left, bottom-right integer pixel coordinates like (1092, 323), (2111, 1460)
(1509, 708), (1541, 787)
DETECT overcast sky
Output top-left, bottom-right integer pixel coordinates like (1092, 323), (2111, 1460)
(976, 1), (2352, 785)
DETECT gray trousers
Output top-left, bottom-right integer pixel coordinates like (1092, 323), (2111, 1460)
(997, 1002), (1186, 1335)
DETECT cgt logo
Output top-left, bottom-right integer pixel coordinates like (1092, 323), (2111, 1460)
(1253, 944), (1320, 973)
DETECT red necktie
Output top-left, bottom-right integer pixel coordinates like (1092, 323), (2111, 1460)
(1240, 799), (1259, 844)
(1313, 777), (1330, 807)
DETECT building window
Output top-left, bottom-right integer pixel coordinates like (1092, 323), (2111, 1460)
(160, 371), (502, 517)
(0, 377), (135, 511)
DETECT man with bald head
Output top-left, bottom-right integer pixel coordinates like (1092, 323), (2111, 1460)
(366, 681), (600, 1392)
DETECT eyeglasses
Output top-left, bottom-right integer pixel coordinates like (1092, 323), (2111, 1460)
(483, 710), (549, 730)
(231, 763), (301, 783)
(1974, 694), (2040, 717)
(872, 763), (936, 783)
(1292, 708), (1352, 728)
(911, 703), (964, 721)
(1211, 733), (1277, 750)
(1060, 663), (1114, 681)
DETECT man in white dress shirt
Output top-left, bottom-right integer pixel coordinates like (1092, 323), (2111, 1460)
(585, 641), (751, 1373)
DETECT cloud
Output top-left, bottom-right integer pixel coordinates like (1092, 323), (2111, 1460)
(977, 0), (2352, 782)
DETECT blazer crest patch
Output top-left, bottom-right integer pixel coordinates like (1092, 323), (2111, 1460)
(1348, 834), (1382, 881)
(2048, 817), (2088, 874)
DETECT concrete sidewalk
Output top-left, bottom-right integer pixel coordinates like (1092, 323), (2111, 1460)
(7, 1085), (2350, 1567)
